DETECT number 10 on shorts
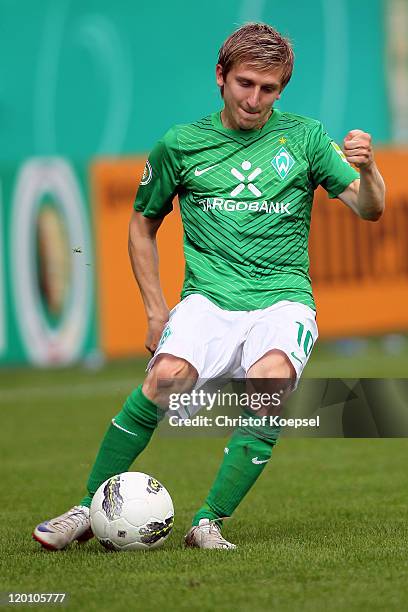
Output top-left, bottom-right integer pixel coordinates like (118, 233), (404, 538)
(296, 321), (314, 357)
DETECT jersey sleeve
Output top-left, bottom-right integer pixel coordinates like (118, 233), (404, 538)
(134, 126), (182, 218)
(307, 122), (360, 198)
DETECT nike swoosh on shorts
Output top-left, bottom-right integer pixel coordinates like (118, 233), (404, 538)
(251, 457), (269, 465)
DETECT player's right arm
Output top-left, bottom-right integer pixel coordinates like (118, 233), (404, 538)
(337, 130), (385, 221)
(128, 211), (169, 354)
(131, 126), (182, 354)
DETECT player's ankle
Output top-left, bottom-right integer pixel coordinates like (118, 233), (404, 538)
(79, 495), (92, 508)
(192, 504), (224, 528)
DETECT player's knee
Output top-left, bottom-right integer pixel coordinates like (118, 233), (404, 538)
(150, 354), (197, 380)
(248, 349), (295, 380)
(142, 355), (198, 408)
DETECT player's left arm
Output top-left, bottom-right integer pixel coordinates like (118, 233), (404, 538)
(337, 129), (385, 221)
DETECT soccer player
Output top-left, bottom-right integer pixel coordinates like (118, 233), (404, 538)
(33, 23), (385, 550)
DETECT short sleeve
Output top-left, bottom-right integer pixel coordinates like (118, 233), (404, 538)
(134, 126), (182, 218)
(307, 122), (360, 198)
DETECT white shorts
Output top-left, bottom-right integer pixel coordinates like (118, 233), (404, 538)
(149, 294), (318, 381)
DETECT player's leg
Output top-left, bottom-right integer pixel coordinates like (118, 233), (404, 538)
(187, 352), (294, 549)
(32, 293), (235, 550)
(187, 302), (317, 548)
(81, 355), (197, 507)
(33, 355), (197, 550)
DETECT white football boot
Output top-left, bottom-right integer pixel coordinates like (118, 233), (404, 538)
(32, 506), (93, 550)
(184, 518), (236, 549)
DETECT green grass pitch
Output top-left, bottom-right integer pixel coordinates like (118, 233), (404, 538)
(1, 341), (408, 611)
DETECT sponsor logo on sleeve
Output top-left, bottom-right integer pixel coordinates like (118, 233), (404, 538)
(331, 141), (349, 164)
(140, 160), (153, 185)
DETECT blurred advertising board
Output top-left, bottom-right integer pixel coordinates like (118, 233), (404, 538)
(0, 159), (98, 365)
(91, 159), (183, 358)
(91, 149), (408, 358)
(310, 150), (408, 335)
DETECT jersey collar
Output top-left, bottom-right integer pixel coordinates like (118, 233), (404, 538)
(211, 107), (281, 138)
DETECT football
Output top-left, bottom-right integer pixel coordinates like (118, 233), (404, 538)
(90, 472), (174, 551)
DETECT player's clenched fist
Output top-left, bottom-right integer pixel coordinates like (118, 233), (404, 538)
(342, 129), (374, 169)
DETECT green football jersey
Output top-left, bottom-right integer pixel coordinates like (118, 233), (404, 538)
(134, 108), (359, 311)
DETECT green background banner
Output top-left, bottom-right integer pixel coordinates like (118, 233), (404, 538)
(0, 159), (97, 365)
(1, 0), (405, 365)
(1, 0), (391, 164)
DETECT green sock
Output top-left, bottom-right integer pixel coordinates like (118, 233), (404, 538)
(79, 385), (163, 507)
(192, 419), (280, 526)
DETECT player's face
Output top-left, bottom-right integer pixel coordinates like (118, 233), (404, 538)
(216, 63), (283, 131)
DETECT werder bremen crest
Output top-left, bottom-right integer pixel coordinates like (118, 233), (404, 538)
(158, 326), (171, 348)
(271, 147), (295, 179)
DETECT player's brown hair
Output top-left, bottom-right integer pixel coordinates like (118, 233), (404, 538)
(218, 22), (294, 91)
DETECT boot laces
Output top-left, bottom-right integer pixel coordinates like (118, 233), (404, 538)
(199, 518), (231, 545)
(50, 507), (89, 533)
